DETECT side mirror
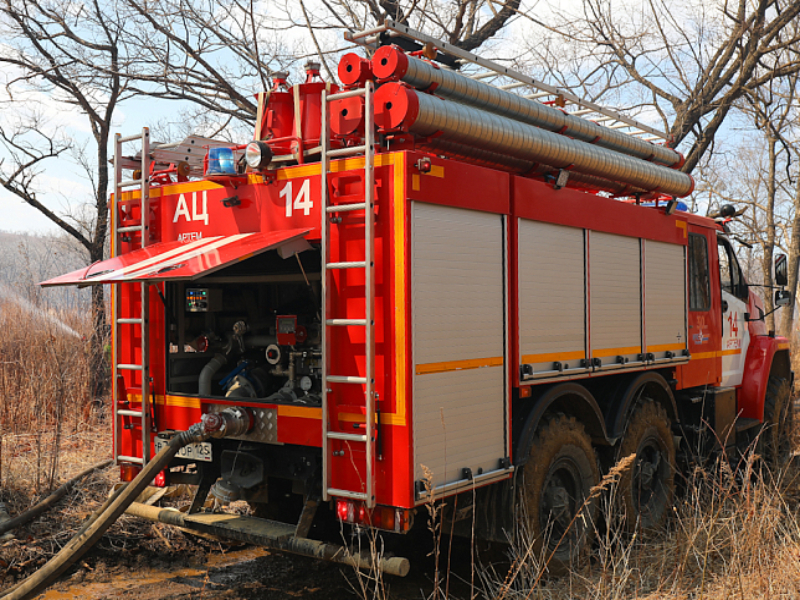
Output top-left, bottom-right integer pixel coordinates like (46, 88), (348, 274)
(775, 254), (788, 287)
(775, 290), (792, 307)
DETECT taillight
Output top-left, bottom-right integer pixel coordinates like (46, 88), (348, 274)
(337, 499), (354, 522)
(153, 470), (166, 488)
(120, 463), (142, 482)
(379, 508), (396, 531)
(335, 499), (413, 532)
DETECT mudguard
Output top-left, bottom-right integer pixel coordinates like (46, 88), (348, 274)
(515, 382), (609, 466)
(605, 371), (678, 442)
(738, 335), (791, 421)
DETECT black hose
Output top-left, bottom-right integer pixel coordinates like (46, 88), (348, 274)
(1, 429), (203, 600)
(198, 353), (228, 396)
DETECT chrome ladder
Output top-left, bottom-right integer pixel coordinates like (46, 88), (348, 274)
(112, 127), (153, 466)
(320, 82), (377, 508)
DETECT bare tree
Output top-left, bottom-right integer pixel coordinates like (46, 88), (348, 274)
(741, 76), (797, 331)
(782, 171), (800, 338)
(540, 0), (800, 173)
(114, 0), (528, 134)
(0, 0), (133, 396)
(314, 0), (523, 51)
(118, 0), (287, 129)
(695, 70), (800, 335)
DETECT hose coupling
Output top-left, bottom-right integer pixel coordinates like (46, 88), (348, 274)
(178, 422), (209, 446)
(201, 406), (254, 439)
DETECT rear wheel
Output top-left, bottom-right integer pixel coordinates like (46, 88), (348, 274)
(759, 376), (794, 469)
(616, 400), (675, 531)
(521, 415), (599, 570)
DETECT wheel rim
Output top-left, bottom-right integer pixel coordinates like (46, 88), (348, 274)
(633, 433), (667, 516)
(539, 455), (583, 548)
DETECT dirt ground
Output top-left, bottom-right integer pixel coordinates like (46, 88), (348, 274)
(0, 482), (479, 600)
(0, 428), (471, 600)
(4, 520), (478, 600)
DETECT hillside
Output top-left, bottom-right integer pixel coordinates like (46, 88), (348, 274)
(0, 230), (91, 312)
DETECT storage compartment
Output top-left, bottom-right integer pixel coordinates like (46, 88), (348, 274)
(166, 248), (323, 404)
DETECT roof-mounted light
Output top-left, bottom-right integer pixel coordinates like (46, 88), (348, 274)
(245, 141), (273, 170)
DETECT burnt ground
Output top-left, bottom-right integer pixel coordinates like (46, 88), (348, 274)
(2, 514), (500, 600)
(0, 441), (503, 600)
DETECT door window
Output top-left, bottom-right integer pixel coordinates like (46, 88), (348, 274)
(717, 238), (747, 300)
(688, 234), (710, 311)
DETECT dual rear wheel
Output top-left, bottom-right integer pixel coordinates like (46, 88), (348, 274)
(521, 400), (675, 568)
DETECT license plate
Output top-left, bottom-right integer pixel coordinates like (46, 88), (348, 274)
(154, 437), (213, 462)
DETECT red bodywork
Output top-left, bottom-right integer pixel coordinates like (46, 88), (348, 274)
(41, 57), (789, 513)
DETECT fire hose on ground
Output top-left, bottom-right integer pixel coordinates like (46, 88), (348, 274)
(0, 459), (113, 538)
(1, 407), (408, 600)
(1, 408), (248, 600)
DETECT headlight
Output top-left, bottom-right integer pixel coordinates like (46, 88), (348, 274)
(245, 141), (273, 170)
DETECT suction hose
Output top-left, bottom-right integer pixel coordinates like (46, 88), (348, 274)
(2, 409), (251, 600)
(199, 353), (228, 397)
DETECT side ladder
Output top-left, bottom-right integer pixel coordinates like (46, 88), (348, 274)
(112, 127), (152, 466)
(320, 83), (377, 508)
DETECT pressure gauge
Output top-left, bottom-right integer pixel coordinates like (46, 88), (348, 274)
(300, 376), (313, 392)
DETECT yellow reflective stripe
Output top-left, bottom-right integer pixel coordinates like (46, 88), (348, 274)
(691, 349), (741, 360)
(416, 356), (504, 375)
(277, 405), (321, 419)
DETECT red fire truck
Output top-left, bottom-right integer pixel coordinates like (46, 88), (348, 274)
(44, 21), (793, 570)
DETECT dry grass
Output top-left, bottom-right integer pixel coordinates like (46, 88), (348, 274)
(474, 442), (800, 600)
(0, 299), (96, 437)
(0, 297), (116, 584)
(0, 425), (115, 574)
(0, 297), (249, 591)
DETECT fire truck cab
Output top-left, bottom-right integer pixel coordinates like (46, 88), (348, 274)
(43, 22), (794, 571)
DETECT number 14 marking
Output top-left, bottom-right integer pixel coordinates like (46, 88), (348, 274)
(727, 312), (739, 337)
(280, 180), (313, 217)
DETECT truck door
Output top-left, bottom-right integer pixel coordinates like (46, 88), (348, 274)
(717, 236), (750, 387)
(683, 229), (721, 387)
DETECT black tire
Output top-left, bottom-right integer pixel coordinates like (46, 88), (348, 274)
(758, 376), (794, 469)
(520, 415), (600, 570)
(616, 400), (675, 532)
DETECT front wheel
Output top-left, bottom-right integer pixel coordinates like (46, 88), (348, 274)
(520, 415), (600, 570)
(758, 376), (794, 469)
(616, 400), (675, 532)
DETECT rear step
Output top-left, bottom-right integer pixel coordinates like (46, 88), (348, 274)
(124, 502), (410, 576)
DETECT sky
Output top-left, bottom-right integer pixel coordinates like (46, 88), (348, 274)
(0, 91), (178, 235)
